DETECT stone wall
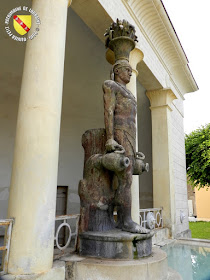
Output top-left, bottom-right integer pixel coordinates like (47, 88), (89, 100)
(171, 98), (189, 236)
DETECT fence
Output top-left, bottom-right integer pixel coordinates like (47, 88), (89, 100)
(0, 210), (163, 274)
(54, 214), (80, 251)
(0, 219), (13, 276)
(139, 208), (163, 229)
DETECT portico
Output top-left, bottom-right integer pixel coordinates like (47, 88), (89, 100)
(0, 0), (198, 277)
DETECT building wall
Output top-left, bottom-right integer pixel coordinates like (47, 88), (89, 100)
(0, 91), (19, 219)
(0, 33), (26, 218)
(171, 98), (189, 236)
(195, 187), (210, 220)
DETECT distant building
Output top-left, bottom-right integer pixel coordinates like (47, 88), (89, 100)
(195, 187), (210, 220)
(187, 184), (210, 220)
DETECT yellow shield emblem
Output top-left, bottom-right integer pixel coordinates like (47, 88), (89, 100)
(13, 15), (31, 36)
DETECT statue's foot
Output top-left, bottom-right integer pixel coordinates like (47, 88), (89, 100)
(122, 221), (150, 234)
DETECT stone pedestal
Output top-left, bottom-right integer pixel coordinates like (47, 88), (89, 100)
(79, 230), (154, 259)
(65, 248), (175, 280)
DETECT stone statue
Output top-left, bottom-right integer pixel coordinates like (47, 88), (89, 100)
(78, 19), (153, 259)
(103, 59), (149, 234)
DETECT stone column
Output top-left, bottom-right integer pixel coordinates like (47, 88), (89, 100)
(7, 0), (70, 275)
(127, 48), (144, 224)
(146, 89), (177, 236)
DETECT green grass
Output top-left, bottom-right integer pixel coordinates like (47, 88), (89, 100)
(189, 221), (210, 240)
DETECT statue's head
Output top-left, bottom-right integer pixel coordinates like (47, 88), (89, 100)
(111, 59), (132, 84)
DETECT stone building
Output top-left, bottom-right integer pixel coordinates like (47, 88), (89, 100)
(195, 187), (210, 220)
(188, 184), (210, 220)
(0, 0), (198, 278)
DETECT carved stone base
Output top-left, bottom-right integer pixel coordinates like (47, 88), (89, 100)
(65, 248), (179, 280)
(79, 229), (154, 259)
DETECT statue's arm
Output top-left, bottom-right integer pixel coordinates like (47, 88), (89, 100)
(103, 81), (124, 153)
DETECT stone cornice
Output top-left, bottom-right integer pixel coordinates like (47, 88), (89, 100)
(122, 0), (198, 94)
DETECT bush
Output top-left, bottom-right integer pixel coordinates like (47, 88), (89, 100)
(185, 124), (210, 189)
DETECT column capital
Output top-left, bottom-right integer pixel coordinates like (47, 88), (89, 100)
(129, 48), (144, 76)
(146, 88), (177, 111)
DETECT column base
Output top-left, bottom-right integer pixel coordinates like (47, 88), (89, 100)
(1, 261), (65, 280)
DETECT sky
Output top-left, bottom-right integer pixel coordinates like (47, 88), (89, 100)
(162, 0), (210, 134)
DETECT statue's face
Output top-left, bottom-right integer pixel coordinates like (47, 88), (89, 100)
(115, 66), (132, 84)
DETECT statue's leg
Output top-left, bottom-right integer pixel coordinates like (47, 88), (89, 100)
(114, 130), (149, 234)
(115, 162), (149, 234)
(115, 159), (132, 228)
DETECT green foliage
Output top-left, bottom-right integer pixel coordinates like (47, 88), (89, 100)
(185, 123), (210, 189)
(189, 222), (210, 240)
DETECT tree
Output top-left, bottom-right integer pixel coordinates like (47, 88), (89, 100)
(185, 123), (210, 189)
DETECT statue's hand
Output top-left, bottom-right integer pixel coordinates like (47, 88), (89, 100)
(105, 139), (125, 154)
